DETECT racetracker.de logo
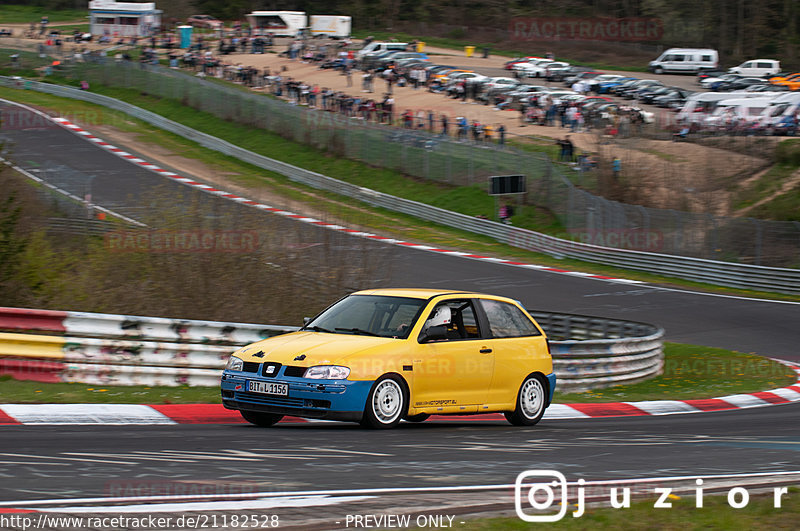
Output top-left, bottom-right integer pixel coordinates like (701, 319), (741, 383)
(105, 230), (259, 253)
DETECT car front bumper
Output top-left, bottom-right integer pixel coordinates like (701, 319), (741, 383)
(221, 369), (373, 422)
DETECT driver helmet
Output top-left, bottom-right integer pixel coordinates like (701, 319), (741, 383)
(426, 305), (451, 328)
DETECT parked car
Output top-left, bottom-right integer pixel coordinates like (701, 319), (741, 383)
(696, 69), (727, 85)
(586, 74), (626, 93)
(715, 77), (768, 91)
(504, 56), (545, 70)
(701, 73), (741, 90)
(653, 89), (693, 108)
(373, 51), (428, 70)
(563, 71), (603, 87)
(545, 63), (583, 82)
(728, 59), (780, 77)
(638, 85), (682, 104)
(595, 76), (638, 94)
(221, 289), (556, 428)
(188, 14), (223, 29)
(513, 59), (556, 78)
(620, 79), (663, 99)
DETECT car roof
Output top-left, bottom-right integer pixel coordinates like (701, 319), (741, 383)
(351, 288), (494, 300)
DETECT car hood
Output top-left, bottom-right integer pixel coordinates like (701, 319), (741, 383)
(233, 331), (399, 367)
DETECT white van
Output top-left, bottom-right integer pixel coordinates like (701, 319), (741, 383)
(649, 48), (718, 74)
(728, 59), (781, 77)
(357, 41), (409, 58)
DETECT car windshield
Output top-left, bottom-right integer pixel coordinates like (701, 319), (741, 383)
(303, 295), (427, 339)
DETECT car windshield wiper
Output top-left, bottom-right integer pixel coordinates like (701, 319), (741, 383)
(335, 327), (380, 337)
(305, 325), (335, 333)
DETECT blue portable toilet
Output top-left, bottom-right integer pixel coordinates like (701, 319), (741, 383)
(178, 25), (193, 48)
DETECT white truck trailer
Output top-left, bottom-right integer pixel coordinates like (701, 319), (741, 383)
(309, 15), (352, 38)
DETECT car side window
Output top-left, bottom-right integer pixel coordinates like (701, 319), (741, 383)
(421, 300), (481, 341)
(480, 300), (542, 338)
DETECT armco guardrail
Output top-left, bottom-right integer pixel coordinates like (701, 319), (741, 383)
(4, 77), (796, 293)
(0, 307), (662, 392)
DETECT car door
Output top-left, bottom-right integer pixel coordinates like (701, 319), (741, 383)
(476, 298), (549, 407)
(411, 299), (494, 413)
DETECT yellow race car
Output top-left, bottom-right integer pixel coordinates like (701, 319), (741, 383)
(221, 289), (555, 428)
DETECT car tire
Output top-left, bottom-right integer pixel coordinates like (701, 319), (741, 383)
(361, 375), (407, 429)
(240, 410), (284, 427)
(655, 67), (664, 75)
(404, 413), (430, 423)
(505, 374), (547, 426)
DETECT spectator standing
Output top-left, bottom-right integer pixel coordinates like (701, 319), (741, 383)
(498, 124), (506, 146)
(564, 135), (574, 162)
(612, 156), (621, 179)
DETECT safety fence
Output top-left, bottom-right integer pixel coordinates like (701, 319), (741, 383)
(0, 307), (663, 392)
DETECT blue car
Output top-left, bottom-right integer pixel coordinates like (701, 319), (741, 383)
(596, 77), (637, 94)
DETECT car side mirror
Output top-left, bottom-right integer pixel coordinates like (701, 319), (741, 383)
(303, 317), (311, 325)
(419, 325), (448, 343)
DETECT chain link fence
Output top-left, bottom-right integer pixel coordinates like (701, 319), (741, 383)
(40, 59), (800, 268)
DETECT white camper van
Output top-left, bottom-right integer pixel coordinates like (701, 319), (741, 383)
(649, 48), (718, 74)
(676, 92), (775, 124)
(246, 11), (307, 37)
(309, 15), (351, 38)
(758, 92), (800, 132)
(704, 97), (775, 129)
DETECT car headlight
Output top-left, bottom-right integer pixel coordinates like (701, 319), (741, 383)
(304, 365), (350, 380)
(225, 356), (244, 371)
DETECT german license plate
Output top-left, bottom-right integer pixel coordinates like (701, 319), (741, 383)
(247, 380), (288, 396)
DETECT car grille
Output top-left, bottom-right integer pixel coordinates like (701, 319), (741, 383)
(234, 392), (330, 410)
(283, 366), (307, 377)
(235, 391), (304, 408)
(241, 362), (260, 373)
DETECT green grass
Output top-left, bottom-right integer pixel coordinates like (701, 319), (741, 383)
(463, 489), (800, 529)
(733, 159), (800, 221)
(0, 375), (220, 404)
(554, 342), (797, 403)
(1, 343), (792, 405)
(0, 5), (87, 24)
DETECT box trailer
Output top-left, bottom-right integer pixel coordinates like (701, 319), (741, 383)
(309, 15), (351, 38)
(246, 11), (307, 37)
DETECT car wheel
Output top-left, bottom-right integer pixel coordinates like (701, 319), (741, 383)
(361, 375), (407, 429)
(240, 410), (283, 427)
(404, 413), (430, 423)
(655, 67), (664, 75)
(505, 374), (547, 426)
